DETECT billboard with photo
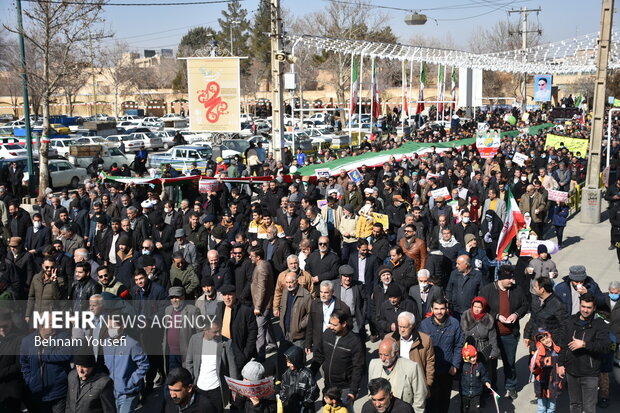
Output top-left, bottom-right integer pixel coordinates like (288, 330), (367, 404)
(533, 74), (552, 102)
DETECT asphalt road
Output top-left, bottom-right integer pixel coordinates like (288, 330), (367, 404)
(138, 210), (620, 412)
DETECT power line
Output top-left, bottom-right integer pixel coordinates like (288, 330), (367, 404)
(22, 0), (242, 6)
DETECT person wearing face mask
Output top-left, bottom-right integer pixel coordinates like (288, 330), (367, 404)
(103, 316), (150, 412)
(408, 269), (443, 318)
(554, 265), (605, 316)
(24, 213), (50, 265)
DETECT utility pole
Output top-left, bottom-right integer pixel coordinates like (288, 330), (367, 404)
(582, 0), (614, 223)
(89, 33), (97, 118)
(508, 7), (542, 113)
(270, 0), (284, 162)
(15, 0), (35, 198)
(229, 20), (240, 56)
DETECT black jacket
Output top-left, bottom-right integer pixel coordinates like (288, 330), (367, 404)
(370, 234), (390, 263)
(279, 345), (319, 412)
(69, 277), (102, 310)
(311, 328), (365, 395)
(524, 293), (569, 344)
(201, 263), (233, 291)
(305, 297), (352, 351)
(560, 314), (611, 377)
(480, 282), (529, 337)
(24, 225), (51, 260)
(215, 301), (258, 368)
(164, 391), (217, 413)
(446, 269), (483, 315)
(263, 238), (291, 275)
(65, 370), (115, 413)
(291, 227), (321, 251)
(424, 251), (453, 287)
(8, 208), (32, 239)
(305, 250), (340, 282)
(6, 249), (36, 293)
(348, 252), (379, 296)
(408, 284), (444, 318)
(389, 257), (417, 293)
(230, 257), (254, 305)
(0, 331), (24, 403)
(361, 397), (414, 413)
(376, 298), (419, 338)
(152, 223), (175, 266)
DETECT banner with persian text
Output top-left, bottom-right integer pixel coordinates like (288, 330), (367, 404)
(187, 57), (241, 132)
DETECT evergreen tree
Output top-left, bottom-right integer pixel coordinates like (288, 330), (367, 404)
(172, 27), (218, 92)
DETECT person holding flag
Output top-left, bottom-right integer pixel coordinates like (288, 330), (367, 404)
(496, 186), (526, 259)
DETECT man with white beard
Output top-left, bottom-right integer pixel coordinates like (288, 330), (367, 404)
(368, 337), (427, 413)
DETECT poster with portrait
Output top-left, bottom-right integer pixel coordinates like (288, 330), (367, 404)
(533, 75), (552, 102)
(186, 57), (241, 132)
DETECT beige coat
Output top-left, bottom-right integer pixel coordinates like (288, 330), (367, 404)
(368, 357), (428, 413)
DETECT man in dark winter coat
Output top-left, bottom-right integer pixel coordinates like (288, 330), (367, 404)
(305, 236), (340, 285)
(445, 255), (482, 320)
(376, 284), (419, 338)
(216, 284), (258, 379)
(524, 276), (569, 351)
(560, 293), (611, 413)
(370, 223), (390, 263)
(65, 353), (115, 413)
(0, 308), (24, 413)
(8, 201), (32, 239)
(311, 309), (365, 412)
(554, 265), (606, 315)
(361, 378), (414, 413)
(480, 265), (528, 397)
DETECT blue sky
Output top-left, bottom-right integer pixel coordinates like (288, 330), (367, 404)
(0, 0), (607, 52)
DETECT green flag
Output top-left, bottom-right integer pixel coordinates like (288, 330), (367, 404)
(350, 56), (359, 116)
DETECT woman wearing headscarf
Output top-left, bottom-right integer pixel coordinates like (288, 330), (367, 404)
(460, 296), (500, 368)
(469, 196), (482, 224)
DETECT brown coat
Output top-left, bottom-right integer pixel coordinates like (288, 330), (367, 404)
(251, 260), (274, 313)
(279, 286), (313, 341)
(273, 269), (315, 312)
(518, 192), (547, 223)
(387, 329), (436, 387)
(399, 237), (428, 272)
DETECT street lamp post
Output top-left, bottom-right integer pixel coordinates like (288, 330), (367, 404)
(229, 20), (241, 56)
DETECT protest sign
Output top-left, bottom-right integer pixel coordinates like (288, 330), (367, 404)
(317, 199), (328, 209)
(372, 213), (389, 228)
(520, 239), (557, 257)
(199, 179), (222, 194)
(476, 130), (501, 158)
(545, 134), (589, 155)
(348, 169), (363, 185)
(547, 189), (568, 203)
(316, 168), (331, 179)
(430, 187), (451, 200)
(225, 376), (275, 398)
(512, 152), (529, 167)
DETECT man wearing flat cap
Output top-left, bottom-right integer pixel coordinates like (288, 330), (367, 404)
(376, 283), (419, 339)
(163, 286), (202, 374)
(66, 351), (115, 413)
(333, 264), (367, 340)
(554, 265), (606, 315)
(172, 228), (198, 272)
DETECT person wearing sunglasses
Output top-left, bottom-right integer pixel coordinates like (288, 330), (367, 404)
(25, 257), (66, 325)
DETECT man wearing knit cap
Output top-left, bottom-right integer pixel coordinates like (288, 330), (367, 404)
(66, 351), (115, 413)
(376, 283), (418, 338)
(480, 265), (528, 399)
(554, 265), (606, 315)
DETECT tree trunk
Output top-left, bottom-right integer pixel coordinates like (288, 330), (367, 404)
(40, 94), (50, 192)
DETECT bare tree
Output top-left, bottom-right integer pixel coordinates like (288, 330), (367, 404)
(98, 42), (141, 117)
(468, 20), (543, 104)
(59, 57), (90, 117)
(5, 0), (106, 191)
(293, 0), (395, 120)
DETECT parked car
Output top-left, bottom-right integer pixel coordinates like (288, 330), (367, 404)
(0, 143), (27, 158)
(130, 132), (164, 150)
(105, 134), (130, 149)
(148, 145), (213, 169)
(119, 134), (145, 152)
(50, 138), (77, 157)
(154, 130), (176, 149)
(0, 156), (88, 191)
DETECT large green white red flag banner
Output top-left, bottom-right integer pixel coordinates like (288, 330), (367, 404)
(496, 186), (526, 258)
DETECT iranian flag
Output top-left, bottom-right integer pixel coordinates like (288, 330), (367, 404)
(416, 62), (425, 114)
(371, 58), (380, 119)
(350, 56), (359, 117)
(496, 186), (526, 259)
(490, 388), (502, 413)
(450, 66), (457, 111)
(437, 65), (444, 113)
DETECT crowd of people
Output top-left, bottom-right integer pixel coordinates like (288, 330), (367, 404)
(0, 107), (619, 413)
